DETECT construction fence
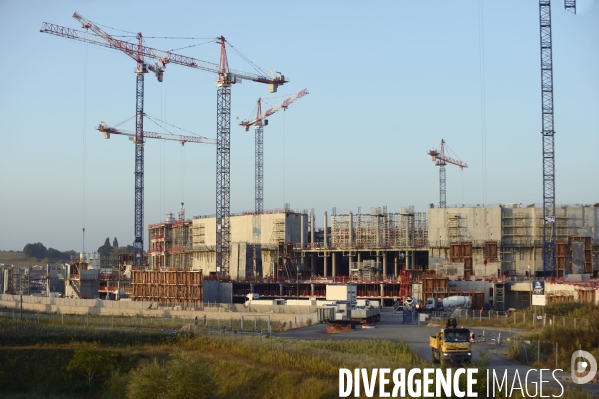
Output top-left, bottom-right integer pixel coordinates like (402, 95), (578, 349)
(427, 308), (597, 331)
(0, 310), (318, 336)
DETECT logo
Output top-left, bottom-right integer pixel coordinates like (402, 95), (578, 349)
(571, 350), (597, 384)
(532, 281), (544, 295)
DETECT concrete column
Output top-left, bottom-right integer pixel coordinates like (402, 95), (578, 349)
(394, 256), (398, 277)
(332, 252), (337, 277)
(349, 212), (354, 248)
(279, 284), (284, 296)
(357, 252), (361, 264)
(324, 254), (328, 277)
(311, 283), (314, 296)
(324, 212), (328, 249)
(310, 213), (315, 249)
(300, 213), (305, 267)
(376, 216), (381, 247)
(300, 214), (305, 249)
(382, 252), (387, 277)
(311, 253), (316, 276)
(250, 283), (254, 294)
(380, 283), (384, 298)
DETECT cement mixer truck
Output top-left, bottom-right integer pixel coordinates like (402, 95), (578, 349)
(426, 295), (472, 311)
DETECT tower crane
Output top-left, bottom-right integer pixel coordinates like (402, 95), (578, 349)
(239, 88), (309, 244)
(427, 139), (467, 209)
(96, 121), (217, 145)
(538, 0), (576, 276)
(41, 17), (288, 276)
(41, 12), (165, 266)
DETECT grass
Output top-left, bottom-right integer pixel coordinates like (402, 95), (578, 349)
(0, 251), (40, 268)
(435, 303), (599, 332)
(0, 316), (596, 398)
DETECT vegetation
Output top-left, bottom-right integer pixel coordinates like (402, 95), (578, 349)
(21, 242), (76, 263)
(97, 237), (134, 257)
(506, 303), (599, 371)
(0, 315), (595, 398)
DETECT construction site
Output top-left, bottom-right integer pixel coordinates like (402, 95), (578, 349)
(2, 4), (596, 315)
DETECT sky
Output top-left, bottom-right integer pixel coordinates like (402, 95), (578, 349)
(0, 0), (598, 253)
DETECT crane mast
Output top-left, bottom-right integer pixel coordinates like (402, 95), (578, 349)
(253, 99), (264, 245)
(240, 89), (309, 244)
(42, 19), (288, 276)
(216, 37), (232, 276)
(539, 0), (575, 276)
(427, 139), (467, 209)
(42, 13), (164, 267)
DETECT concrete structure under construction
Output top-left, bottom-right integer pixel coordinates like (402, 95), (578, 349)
(148, 207), (309, 280)
(142, 203), (598, 308)
(428, 204), (599, 278)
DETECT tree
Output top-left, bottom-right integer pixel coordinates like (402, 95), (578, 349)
(46, 247), (69, 260)
(163, 352), (219, 399)
(103, 368), (127, 399)
(66, 348), (112, 387)
(23, 242), (47, 260)
(97, 237), (112, 258)
(127, 353), (219, 399)
(127, 358), (167, 399)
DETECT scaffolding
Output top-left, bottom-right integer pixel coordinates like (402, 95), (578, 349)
(148, 213), (192, 270)
(171, 220), (192, 269)
(271, 218), (285, 243)
(446, 213), (467, 243)
(330, 206), (429, 250)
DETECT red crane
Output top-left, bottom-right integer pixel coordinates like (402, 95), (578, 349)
(41, 16), (288, 276)
(239, 89), (308, 243)
(427, 139), (467, 208)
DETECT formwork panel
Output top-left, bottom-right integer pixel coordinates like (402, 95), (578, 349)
(131, 269), (203, 308)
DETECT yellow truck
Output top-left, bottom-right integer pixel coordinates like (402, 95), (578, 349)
(429, 319), (472, 365)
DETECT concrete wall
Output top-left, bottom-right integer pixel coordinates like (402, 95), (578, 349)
(190, 211), (308, 276)
(191, 212), (308, 247)
(0, 294), (318, 323)
(428, 206), (599, 276)
(428, 207), (502, 246)
(202, 281), (233, 304)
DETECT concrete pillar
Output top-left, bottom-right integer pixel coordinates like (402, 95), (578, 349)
(300, 213), (305, 267)
(380, 283), (384, 298)
(358, 252), (361, 264)
(250, 283), (254, 294)
(376, 216), (381, 247)
(300, 214), (305, 249)
(310, 213), (315, 249)
(394, 256), (398, 277)
(324, 254), (328, 277)
(383, 252), (387, 277)
(332, 252), (337, 277)
(324, 212), (328, 249)
(311, 283), (314, 296)
(349, 212), (354, 248)
(279, 284), (284, 296)
(311, 253), (316, 276)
